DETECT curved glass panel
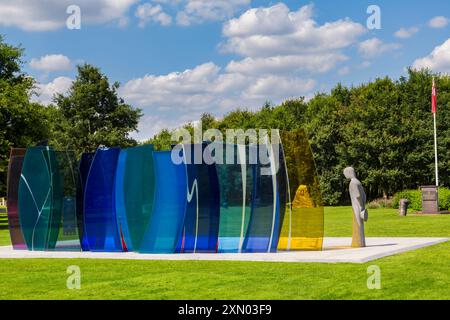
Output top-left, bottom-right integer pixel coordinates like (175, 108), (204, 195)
(179, 143), (220, 253)
(118, 145), (155, 252)
(83, 147), (123, 252)
(216, 144), (253, 253)
(77, 153), (94, 251)
(115, 149), (129, 250)
(53, 151), (80, 251)
(242, 144), (281, 253)
(6, 148), (27, 250)
(18, 147), (62, 251)
(278, 129), (324, 251)
(139, 151), (186, 253)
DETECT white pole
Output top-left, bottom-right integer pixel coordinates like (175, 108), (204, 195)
(433, 111), (439, 187)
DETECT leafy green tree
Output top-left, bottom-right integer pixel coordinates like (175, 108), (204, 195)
(52, 64), (142, 155)
(0, 36), (54, 196)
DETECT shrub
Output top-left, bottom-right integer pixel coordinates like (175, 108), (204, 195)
(367, 198), (393, 209)
(392, 187), (450, 211)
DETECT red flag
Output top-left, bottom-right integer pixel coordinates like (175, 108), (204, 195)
(432, 78), (437, 113)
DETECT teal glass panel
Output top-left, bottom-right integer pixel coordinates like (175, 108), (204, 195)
(216, 144), (253, 253)
(18, 147), (62, 251)
(118, 145), (155, 252)
(139, 151), (187, 253)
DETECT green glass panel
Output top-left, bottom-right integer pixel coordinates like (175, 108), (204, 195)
(122, 145), (155, 251)
(18, 147), (62, 251)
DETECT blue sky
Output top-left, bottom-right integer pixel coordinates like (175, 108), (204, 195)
(1, 0), (449, 140)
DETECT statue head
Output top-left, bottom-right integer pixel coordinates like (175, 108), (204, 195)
(343, 167), (356, 180)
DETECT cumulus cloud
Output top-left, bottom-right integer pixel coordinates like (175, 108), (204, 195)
(0, 0), (138, 31)
(30, 54), (72, 72)
(119, 62), (316, 139)
(412, 38), (450, 73)
(136, 3), (172, 26)
(220, 3), (366, 57)
(226, 53), (348, 75)
(429, 16), (449, 28)
(394, 27), (419, 39)
(32, 77), (73, 105)
(358, 38), (401, 58)
(118, 3), (368, 139)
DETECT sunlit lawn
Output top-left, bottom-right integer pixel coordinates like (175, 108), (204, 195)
(0, 206), (449, 300)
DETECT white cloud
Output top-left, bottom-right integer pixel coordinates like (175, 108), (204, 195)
(429, 16), (449, 28)
(221, 3), (366, 57)
(358, 38), (401, 58)
(412, 38), (450, 73)
(30, 54), (72, 72)
(33, 77), (73, 105)
(136, 3), (172, 26)
(0, 0), (138, 31)
(226, 53), (348, 75)
(394, 27), (419, 39)
(119, 3), (369, 139)
(119, 62), (316, 139)
(175, 0), (250, 26)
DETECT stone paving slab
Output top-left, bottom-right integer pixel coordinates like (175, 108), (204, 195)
(0, 237), (448, 264)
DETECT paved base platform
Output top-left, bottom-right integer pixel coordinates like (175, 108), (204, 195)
(0, 237), (448, 263)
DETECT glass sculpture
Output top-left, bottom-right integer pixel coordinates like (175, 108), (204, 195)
(139, 151), (187, 253)
(216, 144), (253, 253)
(116, 145), (156, 252)
(178, 143), (220, 253)
(83, 147), (123, 252)
(277, 129), (324, 251)
(18, 147), (62, 250)
(242, 144), (282, 253)
(6, 148), (27, 250)
(77, 152), (94, 251)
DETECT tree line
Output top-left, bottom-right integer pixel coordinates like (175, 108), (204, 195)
(1, 36), (449, 205)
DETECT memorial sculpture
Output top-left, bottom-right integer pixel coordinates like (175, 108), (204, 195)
(7, 129), (325, 253)
(343, 167), (368, 248)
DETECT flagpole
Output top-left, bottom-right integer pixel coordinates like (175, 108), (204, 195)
(433, 110), (439, 187)
(432, 77), (439, 187)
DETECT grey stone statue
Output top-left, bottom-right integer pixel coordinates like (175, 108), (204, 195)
(343, 167), (368, 248)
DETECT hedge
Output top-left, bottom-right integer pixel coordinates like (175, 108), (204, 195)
(393, 187), (450, 211)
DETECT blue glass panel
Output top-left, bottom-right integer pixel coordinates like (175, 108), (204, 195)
(83, 147), (123, 252)
(77, 153), (94, 251)
(114, 149), (129, 251)
(139, 151), (186, 253)
(179, 143), (220, 253)
(242, 144), (280, 253)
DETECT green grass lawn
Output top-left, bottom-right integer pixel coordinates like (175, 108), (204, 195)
(0, 206), (449, 300)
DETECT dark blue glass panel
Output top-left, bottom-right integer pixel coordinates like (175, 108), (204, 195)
(179, 143), (220, 253)
(242, 144), (280, 253)
(139, 151), (186, 253)
(114, 149), (130, 251)
(83, 147), (123, 252)
(77, 153), (94, 251)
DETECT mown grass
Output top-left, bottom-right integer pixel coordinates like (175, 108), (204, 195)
(0, 207), (449, 300)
